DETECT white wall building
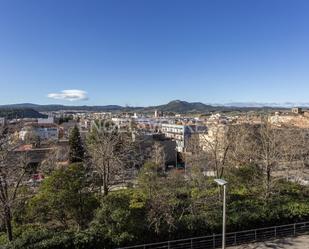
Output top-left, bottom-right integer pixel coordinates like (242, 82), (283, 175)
(19, 123), (59, 141)
(38, 117), (55, 124)
(0, 117), (6, 126)
(161, 124), (206, 152)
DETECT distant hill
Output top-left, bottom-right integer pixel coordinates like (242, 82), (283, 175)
(0, 103), (126, 112)
(0, 100), (288, 114)
(148, 100), (215, 113)
(143, 100), (283, 113)
(0, 108), (47, 119)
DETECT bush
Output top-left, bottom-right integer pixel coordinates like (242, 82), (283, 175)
(91, 190), (147, 246)
(2, 229), (110, 249)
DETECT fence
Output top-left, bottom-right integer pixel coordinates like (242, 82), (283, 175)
(118, 221), (309, 249)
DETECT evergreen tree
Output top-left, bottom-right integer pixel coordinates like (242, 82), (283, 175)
(28, 163), (99, 230)
(69, 125), (84, 163)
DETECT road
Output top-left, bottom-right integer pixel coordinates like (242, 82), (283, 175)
(229, 235), (309, 249)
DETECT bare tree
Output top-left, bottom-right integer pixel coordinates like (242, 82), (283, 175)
(87, 122), (135, 196)
(188, 117), (309, 200)
(24, 130), (41, 148)
(151, 142), (166, 171)
(40, 144), (69, 174)
(191, 124), (234, 178)
(277, 127), (309, 183)
(0, 126), (30, 241)
(140, 166), (187, 235)
(228, 119), (309, 198)
(228, 124), (260, 167)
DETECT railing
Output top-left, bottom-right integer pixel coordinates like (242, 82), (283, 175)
(118, 221), (309, 249)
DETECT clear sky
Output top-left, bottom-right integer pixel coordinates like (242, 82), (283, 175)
(0, 0), (308, 106)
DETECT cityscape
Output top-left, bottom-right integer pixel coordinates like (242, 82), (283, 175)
(1, 1), (309, 249)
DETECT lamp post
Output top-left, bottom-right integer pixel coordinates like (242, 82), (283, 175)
(214, 179), (227, 249)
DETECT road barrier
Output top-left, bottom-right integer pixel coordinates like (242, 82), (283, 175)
(118, 221), (309, 249)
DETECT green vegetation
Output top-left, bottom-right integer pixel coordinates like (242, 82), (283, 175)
(57, 115), (73, 125)
(68, 126), (85, 163)
(1, 121), (309, 248)
(0, 108), (47, 119)
(27, 163), (98, 230)
(1, 162), (308, 249)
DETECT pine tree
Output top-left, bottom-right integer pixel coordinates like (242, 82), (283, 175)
(69, 125), (84, 163)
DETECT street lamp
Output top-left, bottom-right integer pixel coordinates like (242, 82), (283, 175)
(214, 179), (228, 249)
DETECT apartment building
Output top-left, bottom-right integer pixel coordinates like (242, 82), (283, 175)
(161, 123), (206, 152)
(19, 123), (59, 141)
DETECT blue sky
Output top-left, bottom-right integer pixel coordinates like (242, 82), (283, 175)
(0, 0), (308, 106)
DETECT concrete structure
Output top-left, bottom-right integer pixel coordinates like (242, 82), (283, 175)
(161, 123), (206, 152)
(38, 116), (55, 124)
(112, 117), (132, 129)
(58, 120), (79, 138)
(292, 107), (303, 114)
(19, 123), (59, 141)
(154, 110), (163, 118)
(13, 140), (69, 169)
(208, 113), (228, 124)
(0, 117), (6, 126)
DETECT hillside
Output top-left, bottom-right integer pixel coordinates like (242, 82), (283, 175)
(0, 103), (126, 112)
(0, 100), (286, 114)
(141, 100), (283, 113)
(0, 108), (47, 119)
(148, 100), (215, 112)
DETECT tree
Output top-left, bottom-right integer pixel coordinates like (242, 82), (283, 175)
(257, 120), (283, 198)
(41, 145), (69, 175)
(69, 126), (84, 163)
(279, 127), (309, 182)
(150, 142), (166, 171)
(28, 163), (99, 230)
(87, 121), (135, 196)
(188, 124), (235, 178)
(227, 123), (260, 167)
(137, 163), (189, 238)
(225, 119), (309, 200)
(91, 190), (146, 246)
(24, 131), (41, 148)
(0, 126), (30, 241)
(185, 134), (208, 175)
(137, 162), (161, 198)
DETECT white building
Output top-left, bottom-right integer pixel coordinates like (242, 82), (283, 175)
(161, 124), (206, 152)
(0, 117), (6, 126)
(154, 110), (163, 118)
(38, 116), (55, 124)
(19, 123), (59, 141)
(111, 118), (132, 129)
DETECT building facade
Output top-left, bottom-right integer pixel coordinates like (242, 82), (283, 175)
(161, 124), (206, 152)
(0, 117), (6, 126)
(19, 123), (59, 141)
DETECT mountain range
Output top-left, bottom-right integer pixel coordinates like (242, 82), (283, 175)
(0, 100), (297, 116)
